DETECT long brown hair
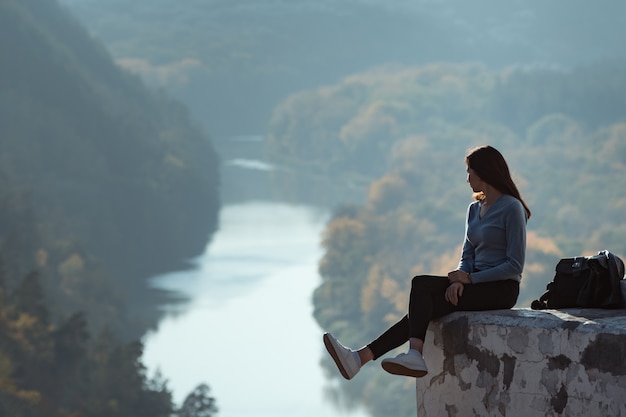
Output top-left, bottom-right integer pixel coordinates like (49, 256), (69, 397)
(465, 145), (531, 219)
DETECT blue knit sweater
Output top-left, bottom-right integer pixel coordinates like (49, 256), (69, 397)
(457, 194), (528, 284)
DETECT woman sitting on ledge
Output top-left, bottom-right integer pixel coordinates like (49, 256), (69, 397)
(324, 145), (531, 379)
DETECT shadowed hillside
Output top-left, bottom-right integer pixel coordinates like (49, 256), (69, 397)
(0, 0), (220, 339)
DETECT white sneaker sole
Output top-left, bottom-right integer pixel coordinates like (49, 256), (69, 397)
(323, 333), (353, 380)
(381, 360), (428, 378)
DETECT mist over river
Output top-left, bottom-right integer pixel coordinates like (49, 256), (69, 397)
(142, 139), (369, 417)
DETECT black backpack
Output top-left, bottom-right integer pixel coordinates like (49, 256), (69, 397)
(531, 250), (625, 310)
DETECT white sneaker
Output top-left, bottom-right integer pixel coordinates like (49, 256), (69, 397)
(381, 351), (428, 378)
(323, 333), (361, 380)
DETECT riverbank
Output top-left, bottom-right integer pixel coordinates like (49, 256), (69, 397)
(142, 202), (368, 417)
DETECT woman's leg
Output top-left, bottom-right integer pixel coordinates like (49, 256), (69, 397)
(366, 315), (409, 361)
(324, 285), (420, 378)
(382, 277), (519, 378)
(408, 275), (455, 342)
(379, 275), (449, 377)
(455, 279), (519, 311)
(408, 277), (520, 341)
(325, 276), (519, 379)
(367, 275), (450, 359)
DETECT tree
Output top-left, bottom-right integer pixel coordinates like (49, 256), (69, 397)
(177, 383), (218, 417)
(13, 271), (49, 325)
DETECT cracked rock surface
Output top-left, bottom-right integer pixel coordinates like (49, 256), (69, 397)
(416, 308), (626, 417)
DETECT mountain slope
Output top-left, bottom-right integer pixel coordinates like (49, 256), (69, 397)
(0, 0), (220, 337)
(60, 0), (626, 136)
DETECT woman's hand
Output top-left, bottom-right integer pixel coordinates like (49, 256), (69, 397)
(446, 270), (471, 306)
(445, 282), (464, 306)
(448, 269), (472, 284)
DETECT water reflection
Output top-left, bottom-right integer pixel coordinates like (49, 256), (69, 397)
(142, 202), (368, 417)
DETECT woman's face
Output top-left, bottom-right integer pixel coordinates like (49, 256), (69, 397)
(466, 167), (483, 192)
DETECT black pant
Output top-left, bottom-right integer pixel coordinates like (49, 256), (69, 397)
(367, 275), (519, 360)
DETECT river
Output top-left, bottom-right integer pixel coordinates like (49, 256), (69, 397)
(142, 138), (369, 417)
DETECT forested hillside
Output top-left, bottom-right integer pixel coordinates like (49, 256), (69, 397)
(0, 0), (220, 415)
(1, 0), (220, 336)
(266, 62), (626, 417)
(60, 0), (626, 137)
(0, 273), (216, 417)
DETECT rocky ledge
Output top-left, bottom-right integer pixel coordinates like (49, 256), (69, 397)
(417, 308), (626, 417)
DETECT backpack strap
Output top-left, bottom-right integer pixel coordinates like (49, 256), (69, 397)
(531, 290), (550, 310)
